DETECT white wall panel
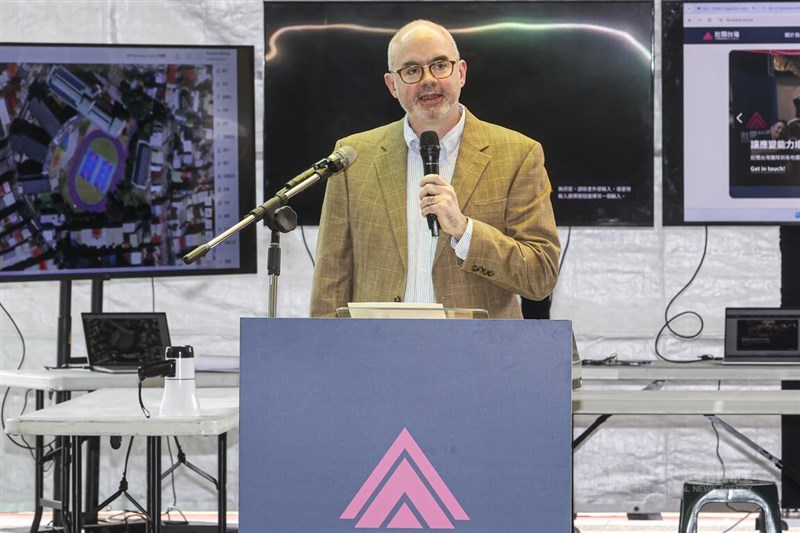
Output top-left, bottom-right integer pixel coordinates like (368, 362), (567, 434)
(0, 0), (788, 516)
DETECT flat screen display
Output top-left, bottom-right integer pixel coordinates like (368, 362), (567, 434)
(724, 307), (800, 363)
(82, 312), (170, 367)
(0, 44), (257, 281)
(662, 1), (800, 225)
(263, 1), (655, 227)
(737, 319), (798, 351)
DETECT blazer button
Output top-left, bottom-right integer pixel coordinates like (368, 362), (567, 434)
(394, 296), (402, 302)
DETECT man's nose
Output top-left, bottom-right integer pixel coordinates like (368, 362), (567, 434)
(420, 65), (438, 84)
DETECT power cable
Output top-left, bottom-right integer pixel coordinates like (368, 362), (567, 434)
(654, 225), (715, 363)
(300, 224), (315, 268)
(0, 301), (37, 453)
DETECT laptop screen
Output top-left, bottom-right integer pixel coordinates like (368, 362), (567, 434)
(724, 308), (800, 363)
(82, 312), (170, 367)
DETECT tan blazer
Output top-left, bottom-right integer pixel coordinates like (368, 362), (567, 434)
(310, 109), (560, 319)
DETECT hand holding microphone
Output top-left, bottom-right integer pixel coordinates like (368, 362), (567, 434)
(419, 131), (468, 240)
(419, 131), (441, 238)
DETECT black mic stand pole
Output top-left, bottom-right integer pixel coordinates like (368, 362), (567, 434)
(266, 206), (297, 318)
(183, 173), (312, 316)
(268, 229), (280, 318)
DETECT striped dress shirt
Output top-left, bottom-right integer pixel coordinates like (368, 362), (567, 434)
(402, 106), (474, 304)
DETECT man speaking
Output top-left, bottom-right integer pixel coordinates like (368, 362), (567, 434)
(310, 19), (560, 319)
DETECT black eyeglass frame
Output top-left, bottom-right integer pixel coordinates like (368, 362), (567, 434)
(389, 59), (458, 84)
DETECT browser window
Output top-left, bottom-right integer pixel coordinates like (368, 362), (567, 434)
(681, 1), (800, 223)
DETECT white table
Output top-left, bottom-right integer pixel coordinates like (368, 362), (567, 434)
(0, 368), (239, 391)
(580, 360), (800, 382)
(575, 361), (800, 512)
(5, 387), (238, 533)
(1, 368), (237, 533)
(573, 389), (800, 415)
(576, 360), (800, 417)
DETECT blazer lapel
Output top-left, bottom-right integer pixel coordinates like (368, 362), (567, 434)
(434, 110), (491, 265)
(375, 121), (409, 270)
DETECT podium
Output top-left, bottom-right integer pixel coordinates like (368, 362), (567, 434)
(240, 318), (573, 532)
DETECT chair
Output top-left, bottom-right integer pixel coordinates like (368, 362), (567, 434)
(678, 479), (782, 533)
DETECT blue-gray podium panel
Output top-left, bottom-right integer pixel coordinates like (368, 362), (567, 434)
(240, 318), (572, 532)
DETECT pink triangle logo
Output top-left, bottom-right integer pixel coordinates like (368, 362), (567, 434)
(746, 112), (768, 130)
(340, 428), (470, 529)
(703, 31), (714, 41)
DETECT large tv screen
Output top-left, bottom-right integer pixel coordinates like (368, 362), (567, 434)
(663, 1), (800, 225)
(0, 44), (257, 281)
(263, 1), (655, 227)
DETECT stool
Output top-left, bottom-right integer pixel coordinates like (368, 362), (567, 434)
(678, 479), (782, 533)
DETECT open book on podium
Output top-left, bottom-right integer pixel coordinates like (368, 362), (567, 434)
(337, 302), (489, 319)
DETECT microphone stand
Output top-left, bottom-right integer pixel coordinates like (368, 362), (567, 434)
(266, 206), (297, 318)
(182, 173), (313, 317)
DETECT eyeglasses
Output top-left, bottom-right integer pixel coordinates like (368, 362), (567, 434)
(390, 60), (457, 84)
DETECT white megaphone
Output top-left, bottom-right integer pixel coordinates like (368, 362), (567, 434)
(159, 345), (201, 417)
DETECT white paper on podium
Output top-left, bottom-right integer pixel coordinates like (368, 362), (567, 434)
(346, 302), (447, 319)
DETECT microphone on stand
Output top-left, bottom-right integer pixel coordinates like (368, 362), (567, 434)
(182, 146), (356, 265)
(278, 146), (357, 195)
(251, 145), (357, 224)
(419, 130), (440, 238)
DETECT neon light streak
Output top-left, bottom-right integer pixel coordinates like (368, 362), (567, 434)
(264, 21), (652, 64)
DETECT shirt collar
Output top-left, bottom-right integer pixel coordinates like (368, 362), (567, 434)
(404, 104), (466, 162)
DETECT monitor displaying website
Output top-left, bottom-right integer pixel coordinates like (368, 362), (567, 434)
(663, 1), (800, 225)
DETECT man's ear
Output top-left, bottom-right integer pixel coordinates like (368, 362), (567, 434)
(384, 73), (398, 99)
(458, 59), (467, 89)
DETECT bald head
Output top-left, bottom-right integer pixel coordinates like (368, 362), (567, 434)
(383, 19), (466, 136)
(387, 20), (460, 71)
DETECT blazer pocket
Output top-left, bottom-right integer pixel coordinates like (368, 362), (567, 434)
(464, 198), (506, 229)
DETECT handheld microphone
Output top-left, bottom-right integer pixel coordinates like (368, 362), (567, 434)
(419, 131), (440, 238)
(279, 145), (357, 194)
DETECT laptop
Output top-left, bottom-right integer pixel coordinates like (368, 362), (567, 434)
(723, 307), (800, 364)
(82, 312), (171, 373)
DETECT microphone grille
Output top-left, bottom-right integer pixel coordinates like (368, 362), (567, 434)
(337, 145), (357, 169)
(420, 130), (439, 148)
